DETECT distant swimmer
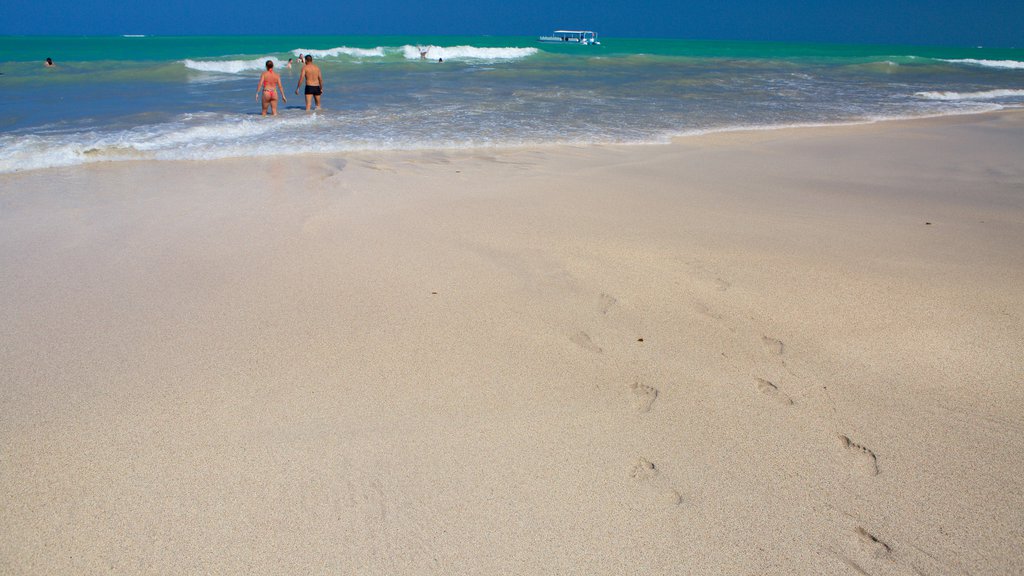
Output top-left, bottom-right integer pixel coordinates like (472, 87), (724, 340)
(286, 57), (293, 69)
(294, 54), (323, 111)
(257, 60), (286, 116)
(438, 58), (443, 63)
(45, 57), (55, 67)
(418, 46), (428, 59)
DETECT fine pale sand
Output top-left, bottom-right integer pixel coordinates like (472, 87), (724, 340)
(2, 111), (1023, 574)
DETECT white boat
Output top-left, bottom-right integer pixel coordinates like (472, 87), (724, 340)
(538, 30), (600, 45)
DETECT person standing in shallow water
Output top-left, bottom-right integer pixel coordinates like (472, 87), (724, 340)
(257, 60), (286, 116)
(295, 55), (323, 111)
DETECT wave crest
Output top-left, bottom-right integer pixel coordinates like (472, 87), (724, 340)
(292, 46), (385, 58)
(183, 58), (283, 74)
(940, 59), (1024, 70)
(915, 89), (1024, 101)
(401, 45), (538, 61)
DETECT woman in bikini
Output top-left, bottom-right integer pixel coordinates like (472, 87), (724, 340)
(256, 60), (286, 116)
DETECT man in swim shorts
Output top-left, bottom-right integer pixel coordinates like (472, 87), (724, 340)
(295, 55), (323, 111)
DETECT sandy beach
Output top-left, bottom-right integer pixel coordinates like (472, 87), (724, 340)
(1, 110), (1022, 574)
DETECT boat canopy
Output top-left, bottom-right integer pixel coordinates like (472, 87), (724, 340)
(538, 30), (600, 44)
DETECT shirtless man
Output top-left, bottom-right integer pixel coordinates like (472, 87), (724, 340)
(294, 55), (323, 111)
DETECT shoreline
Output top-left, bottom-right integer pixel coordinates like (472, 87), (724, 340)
(2, 108), (1022, 573)
(1, 106), (1020, 176)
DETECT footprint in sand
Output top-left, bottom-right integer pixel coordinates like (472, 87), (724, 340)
(659, 488), (683, 506)
(838, 434), (879, 476)
(630, 458), (659, 481)
(598, 293), (618, 315)
(361, 160), (394, 172)
(855, 527), (892, 559)
(754, 377), (793, 405)
(693, 301), (724, 321)
(320, 158), (347, 179)
(761, 336), (784, 355)
(685, 261), (731, 292)
(630, 382), (659, 413)
(629, 458), (682, 506)
(834, 526), (894, 575)
(570, 331), (603, 353)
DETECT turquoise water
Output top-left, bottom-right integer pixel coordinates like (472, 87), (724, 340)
(1, 35), (1022, 172)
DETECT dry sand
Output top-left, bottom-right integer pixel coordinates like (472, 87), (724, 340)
(1, 111), (1023, 574)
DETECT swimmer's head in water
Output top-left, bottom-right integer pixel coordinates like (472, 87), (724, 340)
(266, 60), (274, 70)
(45, 57), (53, 66)
(305, 55), (312, 64)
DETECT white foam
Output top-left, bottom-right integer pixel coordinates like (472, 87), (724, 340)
(401, 45), (538, 61)
(0, 95), (1008, 174)
(183, 58), (283, 74)
(0, 113), (321, 172)
(915, 89), (1024, 100)
(940, 59), (1024, 70)
(658, 106), (1005, 142)
(133, 117), (293, 149)
(293, 46), (385, 58)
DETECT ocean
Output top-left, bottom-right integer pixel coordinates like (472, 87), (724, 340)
(1, 35), (1022, 172)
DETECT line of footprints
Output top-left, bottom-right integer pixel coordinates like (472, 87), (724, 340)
(575, 293), (883, 516)
(759, 328), (894, 569)
(576, 291), (899, 570)
(757, 335), (880, 476)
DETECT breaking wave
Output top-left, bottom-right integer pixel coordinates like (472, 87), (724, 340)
(400, 45), (538, 61)
(940, 59), (1024, 70)
(180, 44), (536, 74)
(292, 46), (385, 58)
(915, 89), (1024, 100)
(183, 58), (285, 74)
